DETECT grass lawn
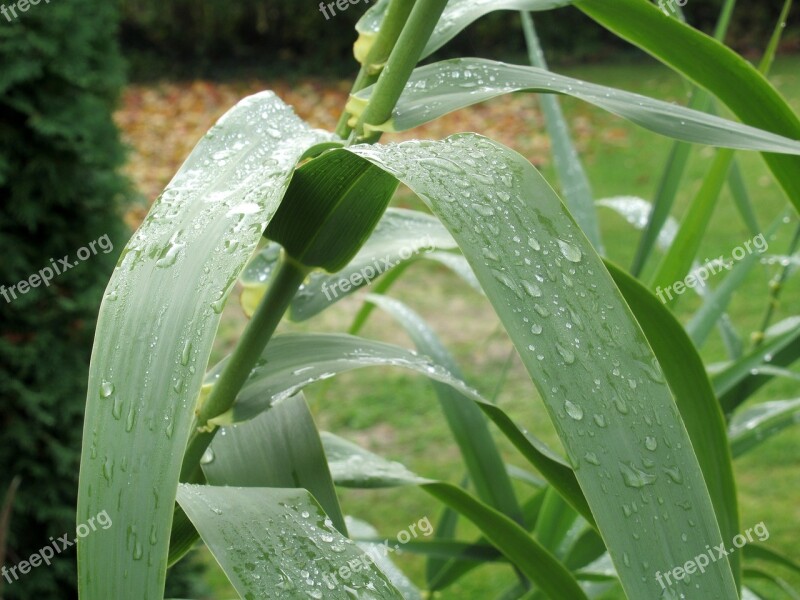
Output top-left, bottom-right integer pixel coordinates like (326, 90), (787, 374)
(140, 56), (799, 599)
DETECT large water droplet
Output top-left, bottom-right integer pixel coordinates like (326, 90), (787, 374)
(201, 448), (215, 465)
(556, 343), (576, 364)
(645, 436), (658, 451)
(100, 381), (115, 398)
(557, 239), (582, 263)
(564, 400), (584, 420)
(619, 462), (657, 488)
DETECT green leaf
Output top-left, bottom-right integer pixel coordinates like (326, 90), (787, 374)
(686, 218), (781, 348)
(265, 147), (399, 272)
(213, 332), (591, 525)
(575, 0), (800, 214)
(202, 393), (347, 534)
(745, 543), (800, 579)
(729, 398), (800, 458)
(605, 259), (740, 587)
(521, 13), (602, 251)
(649, 149), (734, 300)
(365, 294), (524, 523)
(713, 320), (800, 412)
(354, 58), (800, 157)
(322, 433), (589, 599)
(242, 208), (457, 319)
(176, 484), (403, 599)
(76, 92), (331, 599)
(356, 0), (573, 62)
(343, 134), (738, 599)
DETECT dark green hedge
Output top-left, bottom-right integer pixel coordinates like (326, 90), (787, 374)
(119, 0), (799, 80)
(0, 1), (204, 597)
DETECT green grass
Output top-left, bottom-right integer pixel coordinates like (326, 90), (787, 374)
(197, 55), (800, 599)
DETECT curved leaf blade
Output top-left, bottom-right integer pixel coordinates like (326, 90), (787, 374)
(355, 58), (800, 156)
(575, 0), (800, 213)
(76, 92), (331, 599)
(346, 134), (738, 599)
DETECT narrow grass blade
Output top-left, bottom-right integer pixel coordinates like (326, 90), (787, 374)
(201, 393), (346, 534)
(76, 93), (331, 599)
(323, 433), (589, 599)
(649, 149), (734, 301)
(713, 322), (800, 411)
(521, 13), (602, 251)
(686, 216), (782, 348)
(575, 0), (800, 214)
(729, 398), (800, 458)
(176, 485), (403, 599)
(344, 134), (738, 599)
(365, 294), (524, 523)
(354, 59), (800, 156)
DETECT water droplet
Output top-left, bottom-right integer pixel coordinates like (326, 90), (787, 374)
(613, 396), (629, 415)
(557, 239), (582, 263)
(664, 466), (684, 484)
(593, 414), (607, 428)
(472, 203), (495, 217)
(533, 303), (550, 317)
(531, 323), (543, 335)
(201, 448), (215, 465)
(584, 451), (600, 465)
(181, 340), (193, 366)
(521, 280), (542, 298)
(564, 400), (584, 420)
(556, 343), (576, 364)
(528, 237), (541, 251)
(619, 462), (657, 488)
(100, 381), (115, 398)
(645, 436), (658, 451)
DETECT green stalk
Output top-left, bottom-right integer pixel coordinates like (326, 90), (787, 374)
(336, 0), (417, 139)
(355, 0), (450, 143)
(180, 253), (309, 479)
(751, 222), (800, 348)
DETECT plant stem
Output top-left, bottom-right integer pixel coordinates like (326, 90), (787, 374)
(751, 221), (800, 348)
(180, 253), (309, 480)
(335, 0), (417, 139)
(355, 0), (449, 143)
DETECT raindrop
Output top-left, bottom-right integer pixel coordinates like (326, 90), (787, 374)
(530, 323), (543, 335)
(100, 381), (115, 398)
(201, 448), (215, 465)
(564, 400), (584, 420)
(521, 280), (543, 298)
(528, 237), (541, 251)
(619, 462), (656, 488)
(556, 343), (576, 364)
(584, 451), (600, 465)
(593, 414), (607, 428)
(664, 466), (684, 484)
(557, 239), (582, 263)
(645, 436), (658, 451)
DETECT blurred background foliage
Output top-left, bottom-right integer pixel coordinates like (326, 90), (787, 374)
(0, 0), (204, 597)
(119, 0), (800, 80)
